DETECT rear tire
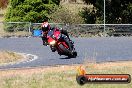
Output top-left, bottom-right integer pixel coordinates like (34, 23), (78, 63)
(73, 51), (77, 58)
(58, 44), (77, 58)
(68, 51), (77, 58)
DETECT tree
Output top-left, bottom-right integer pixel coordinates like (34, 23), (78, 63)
(81, 0), (104, 24)
(106, 0), (132, 24)
(5, 0), (60, 22)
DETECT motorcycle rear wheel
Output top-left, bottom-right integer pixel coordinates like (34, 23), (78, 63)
(68, 51), (77, 58)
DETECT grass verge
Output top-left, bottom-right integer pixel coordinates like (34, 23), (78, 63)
(0, 51), (23, 65)
(0, 61), (132, 88)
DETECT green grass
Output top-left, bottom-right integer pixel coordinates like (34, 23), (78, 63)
(0, 61), (132, 88)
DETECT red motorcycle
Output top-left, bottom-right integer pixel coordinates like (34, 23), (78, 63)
(47, 28), (77, 58)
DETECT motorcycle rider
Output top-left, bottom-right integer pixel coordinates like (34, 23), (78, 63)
(41, 19), (73, 52)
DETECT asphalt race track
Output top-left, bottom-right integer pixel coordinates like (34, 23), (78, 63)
(0, 37), (132, 69)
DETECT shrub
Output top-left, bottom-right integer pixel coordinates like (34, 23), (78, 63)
(50, 6), (84, 24)
(80, 0), (104, 24)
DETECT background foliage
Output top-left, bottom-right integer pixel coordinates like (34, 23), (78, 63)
(4, 0), (104, 24)
(50, 5), (85, 24)
(0, 0), (8, 8)
(5, 0), (60, 23)
(2, 0), (132, 24)
(81, 0), (104, 24)
(106, 0), (132, 24)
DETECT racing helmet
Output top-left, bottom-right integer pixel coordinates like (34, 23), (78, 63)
(41, 22), (50, 32)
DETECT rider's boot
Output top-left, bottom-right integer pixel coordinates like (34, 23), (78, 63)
(69, 39), (74, 44)
(43, 41), (48, 46)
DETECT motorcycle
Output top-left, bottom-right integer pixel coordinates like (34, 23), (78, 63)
(47, 28), (77, 58)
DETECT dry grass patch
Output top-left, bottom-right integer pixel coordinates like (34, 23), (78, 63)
(0, 61), (132, 88)
(0, 31), (32, 37)
(0, 51), (23, 65)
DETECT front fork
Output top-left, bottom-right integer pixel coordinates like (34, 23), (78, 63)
(50, 45), (56, 52)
